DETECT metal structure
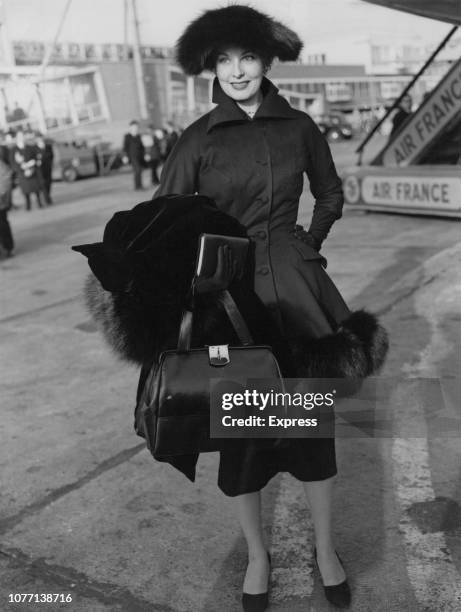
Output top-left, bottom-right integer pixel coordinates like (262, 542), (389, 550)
(342, 0), (461, 217)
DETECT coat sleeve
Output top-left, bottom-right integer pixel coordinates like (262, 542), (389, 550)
(304, 118), (344, 250)
(155, 124), (201, 197)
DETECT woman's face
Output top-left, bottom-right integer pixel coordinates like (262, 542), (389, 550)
(215, 47), (265, 104)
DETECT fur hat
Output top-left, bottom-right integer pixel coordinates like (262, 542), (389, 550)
(176, 4), (303, 75)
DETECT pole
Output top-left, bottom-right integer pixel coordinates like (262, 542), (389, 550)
(39, 0), (73, 79)
(356, 25), (458, 163)
(123, 0), (129, 60)
(130, 0), (149, 119)
(0, 0), (15, 66)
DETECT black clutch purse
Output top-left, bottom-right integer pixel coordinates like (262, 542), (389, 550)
(136, 289), (285, 457)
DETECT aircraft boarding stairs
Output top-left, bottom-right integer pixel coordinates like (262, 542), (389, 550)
(342, 56), (461, 217)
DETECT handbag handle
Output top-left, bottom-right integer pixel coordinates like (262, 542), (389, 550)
(177, 289), (254, 351)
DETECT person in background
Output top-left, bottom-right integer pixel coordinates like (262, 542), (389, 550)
(0, 150), (14, 258)
(0, 131), (10, 165)
(11, 102), (27, 122)
(390, 94), (413, 136)
(162, 121), (179, 161)
(146, 125), (162, 186)
(4, 131), (16, 157)
(35, 132), (54, 205)
(348, 108), (361, 132)
(0, 131), (16, 209)
(122, 120), (145, 191)
(155, 128), (167, 160)
(12, 129), (42, 211)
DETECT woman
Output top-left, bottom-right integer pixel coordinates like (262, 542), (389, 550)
(12, 129), (42, 211)
(156, 6), (352, 610)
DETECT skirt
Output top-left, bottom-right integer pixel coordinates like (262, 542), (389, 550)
(215, 257), (348, 496)
(217, 438), (337, 497)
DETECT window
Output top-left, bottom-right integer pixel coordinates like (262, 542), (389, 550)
(380, 81), (403, 99)
(325, 82), (352, 101)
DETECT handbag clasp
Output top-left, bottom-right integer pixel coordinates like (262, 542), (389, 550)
(208, 344), (230, 367)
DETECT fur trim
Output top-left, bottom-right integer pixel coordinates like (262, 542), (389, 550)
(85, 273), (137, 362)
(291, 309), (389, 379)
(85, 272), (388, 382)
(176, 5), (303, 75)
(84, 273), (239, 364)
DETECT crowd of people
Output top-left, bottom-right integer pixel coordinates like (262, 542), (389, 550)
(0, 128), (54, 259)
(122, 120), (180, 191)
(0, 120), (181, 259)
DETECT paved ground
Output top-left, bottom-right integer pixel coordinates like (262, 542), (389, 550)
(1, 150), (461, 612)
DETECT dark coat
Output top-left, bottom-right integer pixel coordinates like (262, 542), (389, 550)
(123, 133), (145, 165)
(76, 195), (388, 486)
(74, 78), (389, 489)
(156, 77), (350, 343)
(12, 144), (41, 195)
(0, 159), (12, 202)
(76, 195), (292, 368)
(147, 136), (162, 162)
(144, 78), (388, 485)
(0, 145), (11, 166)
(36, 142), (54, 179)
(163, 130), (179, 160)
(391, 109), (411, 135)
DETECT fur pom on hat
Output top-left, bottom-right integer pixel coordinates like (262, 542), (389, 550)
(176, 4), (303, 75)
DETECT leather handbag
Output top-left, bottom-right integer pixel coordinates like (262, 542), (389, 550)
(137, 289), (285, 457)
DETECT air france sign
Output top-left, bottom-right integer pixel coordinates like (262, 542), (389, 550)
(361, 176), (461, 211)
(383, 59), (461, 167)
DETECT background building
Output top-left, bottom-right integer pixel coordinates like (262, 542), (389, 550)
(1, 32), (457, 144)
(304, 33), (461, 75)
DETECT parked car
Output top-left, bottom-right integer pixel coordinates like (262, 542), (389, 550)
(315, 113), (353, 142)
(51, 139), (123, 182)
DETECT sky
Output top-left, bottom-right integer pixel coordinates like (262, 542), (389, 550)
(3, 0), (453, 52)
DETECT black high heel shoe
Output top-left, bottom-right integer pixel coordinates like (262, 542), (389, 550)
(313, 548), (351, 609)
(241, 552), (271, 612)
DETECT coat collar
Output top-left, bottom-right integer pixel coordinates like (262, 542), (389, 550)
(207, 76), (299, 132)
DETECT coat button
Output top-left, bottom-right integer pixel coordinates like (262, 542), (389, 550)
(257, 230), (267, 239)
(257, 266), (269, 275)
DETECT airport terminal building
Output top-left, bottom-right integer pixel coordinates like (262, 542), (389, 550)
(0, 39), (442, 143)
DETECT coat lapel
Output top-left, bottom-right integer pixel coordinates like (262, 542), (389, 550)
(207, 76), (299, 132)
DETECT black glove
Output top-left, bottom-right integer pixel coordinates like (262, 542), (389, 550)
(194, 244), (237, 294)
(292, 224), (321, 251)
(291, 225), (327, 269)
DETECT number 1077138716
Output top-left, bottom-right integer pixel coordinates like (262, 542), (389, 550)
(8, 593), (73, 603)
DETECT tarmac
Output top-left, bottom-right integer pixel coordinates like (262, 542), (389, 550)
(1, 165), (460, 612)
